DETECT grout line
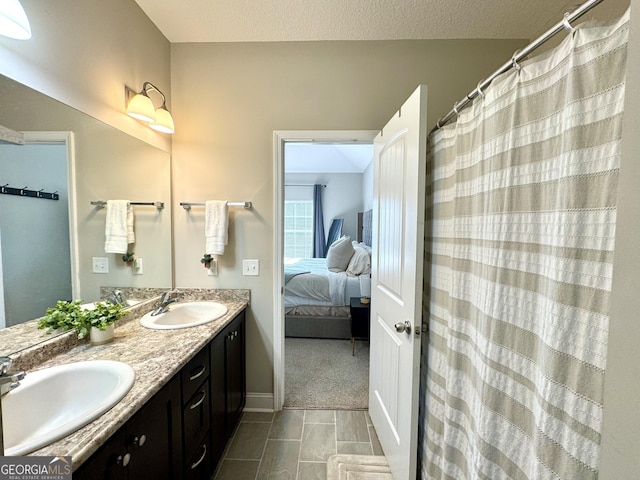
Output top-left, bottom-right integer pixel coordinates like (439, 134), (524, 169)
(254, 415), (274, 480)
(294, 417), (304, 480)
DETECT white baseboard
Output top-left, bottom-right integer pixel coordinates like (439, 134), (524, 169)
(244, 392), (275, 412)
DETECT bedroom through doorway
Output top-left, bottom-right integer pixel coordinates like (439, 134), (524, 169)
(280, 133), (375, 410)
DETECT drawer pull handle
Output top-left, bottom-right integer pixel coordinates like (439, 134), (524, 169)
(189, 365), (206, 381)
(190, 444), (207, 470)
(189, 390), (207, 410)
(117, 453), (131, 468)
(133, 434), (146, 447)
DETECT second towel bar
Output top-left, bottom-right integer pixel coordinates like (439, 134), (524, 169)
(180, 201), (252, 210)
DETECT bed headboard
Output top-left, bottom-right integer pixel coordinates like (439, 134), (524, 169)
(357, 209), (373, 247)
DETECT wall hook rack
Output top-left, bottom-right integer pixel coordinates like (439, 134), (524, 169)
(0, 183), (59, 200)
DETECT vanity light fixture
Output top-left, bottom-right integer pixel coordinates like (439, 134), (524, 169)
(125, 82), (175, 134)
(0, 0), (32, 40)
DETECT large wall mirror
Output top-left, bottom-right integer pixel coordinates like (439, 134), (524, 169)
(0, 74), (172, 331)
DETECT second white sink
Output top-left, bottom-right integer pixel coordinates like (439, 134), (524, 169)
(140, 301), (228, 330)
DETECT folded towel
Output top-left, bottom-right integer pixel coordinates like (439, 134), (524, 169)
(104, 200), (135, 254)
(205, 200), (228, 255)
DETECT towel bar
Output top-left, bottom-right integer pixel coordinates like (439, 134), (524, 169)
(91, 201), (164, 209)
(180, 201), (252, 210)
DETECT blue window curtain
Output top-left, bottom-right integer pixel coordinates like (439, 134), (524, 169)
(312, 184), (326, 258)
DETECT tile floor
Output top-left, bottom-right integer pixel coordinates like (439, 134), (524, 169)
(214, 409), (383, 480)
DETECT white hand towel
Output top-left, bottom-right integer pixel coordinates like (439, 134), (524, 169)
(205, 200), (228, 255)
(104, 200), (135, 254)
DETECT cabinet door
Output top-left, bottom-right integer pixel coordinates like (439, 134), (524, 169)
(127, 375), (182, 480)
(225, 312), (246, 436)
(73, 429), (129, 480)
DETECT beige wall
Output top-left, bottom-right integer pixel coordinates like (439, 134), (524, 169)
(0, 0), (172, 152)
(170, 39), (528, 404)
(599, 0), (640, 478)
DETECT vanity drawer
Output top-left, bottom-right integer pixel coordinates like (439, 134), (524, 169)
(182, 346), (210, 403)
(185, 436), (211, 480)
(183, 379), (210, 462)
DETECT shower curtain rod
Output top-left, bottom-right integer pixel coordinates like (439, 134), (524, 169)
(432, 0), (604, 132)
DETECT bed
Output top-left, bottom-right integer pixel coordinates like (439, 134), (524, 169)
(285, 210), (372, 339)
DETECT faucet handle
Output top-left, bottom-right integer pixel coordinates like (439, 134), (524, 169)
(0, 356), (12, 376)
(160, 290), (178, 302)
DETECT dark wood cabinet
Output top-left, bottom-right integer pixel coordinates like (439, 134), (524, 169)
(210, 310), (246, 471)
(74, 375), (182, 480)
(225, 312), (246, 436)
(181, 346), (211, 480)
(74, 309), (246, 480)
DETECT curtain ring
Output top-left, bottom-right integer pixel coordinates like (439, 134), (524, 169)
(475, 80), (485, 99)
(511, 50), (522, 72)
(453, 101), (461, 116)
(562, 13), (575, 33)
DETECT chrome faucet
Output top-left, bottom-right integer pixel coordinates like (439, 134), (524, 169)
(0, 356), (26, 455)
(108, 289), (126, 305)
(150, 290), (180, 316)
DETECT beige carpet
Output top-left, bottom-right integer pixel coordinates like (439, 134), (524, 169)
(326, 455), (391, 480)
(285, 338), (369, 409)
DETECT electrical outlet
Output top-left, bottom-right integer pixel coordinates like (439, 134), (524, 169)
(92, 257), (109, 274)
(207, 259), (218, 276)
(242, 259), (259, 276)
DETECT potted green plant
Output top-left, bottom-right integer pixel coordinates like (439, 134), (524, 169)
(122, 251), (135, 266)
(37, 300), (88, 339)
(85, 301), (127, 345)
(201, 253), (214, 268)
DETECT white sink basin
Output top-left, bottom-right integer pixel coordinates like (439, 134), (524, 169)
(2, 360), (135, 456)
(140, 301), (228, 330)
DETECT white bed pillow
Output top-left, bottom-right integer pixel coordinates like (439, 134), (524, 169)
(326, 235), (355, 272)
(347, 244), (371, 276)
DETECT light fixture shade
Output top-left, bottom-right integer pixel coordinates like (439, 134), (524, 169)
(0, 0), (32, 40)
(149, 107), (175, 134)
(127, 93), (155, 122)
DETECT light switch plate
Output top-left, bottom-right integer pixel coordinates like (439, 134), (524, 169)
(92, 257), (109, 274)
(242, 259), (259, 276)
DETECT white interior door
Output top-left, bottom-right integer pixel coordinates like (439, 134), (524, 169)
(369, 85), (427, 480)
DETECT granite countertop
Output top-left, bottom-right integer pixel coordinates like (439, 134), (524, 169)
(9, 289), (249, 470)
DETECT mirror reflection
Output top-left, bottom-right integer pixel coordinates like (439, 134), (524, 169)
(0, 74), (172, 329)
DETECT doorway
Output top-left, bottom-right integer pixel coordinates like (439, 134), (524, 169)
(0, 131), (78, 328)
(273, 130), (377, 410)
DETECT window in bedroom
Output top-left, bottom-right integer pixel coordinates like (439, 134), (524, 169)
(284, 200), (313, 258)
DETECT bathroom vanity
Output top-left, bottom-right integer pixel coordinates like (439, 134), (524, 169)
(6, 289), (248, 480)
(74, 311), (245, 479)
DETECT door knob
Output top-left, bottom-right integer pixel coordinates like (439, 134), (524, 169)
(394, 321), (411, 334)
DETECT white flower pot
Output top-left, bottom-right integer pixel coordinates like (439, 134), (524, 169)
(90, 324), (115, 346)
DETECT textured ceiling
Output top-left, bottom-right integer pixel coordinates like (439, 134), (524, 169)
(133, 0), (629, 43)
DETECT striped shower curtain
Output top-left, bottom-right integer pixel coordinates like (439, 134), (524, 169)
(420, 9), (629, 480)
